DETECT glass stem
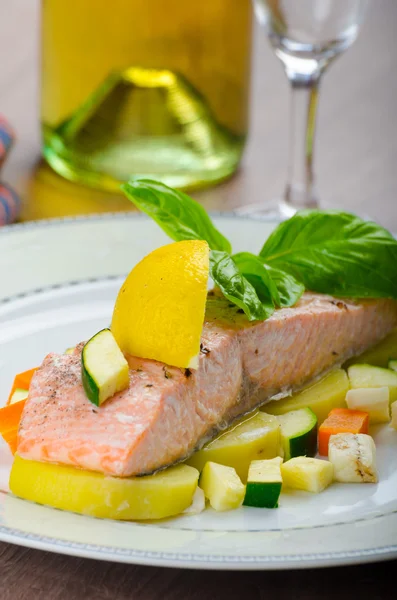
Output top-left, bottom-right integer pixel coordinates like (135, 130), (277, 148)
(282, 74), (321, 215)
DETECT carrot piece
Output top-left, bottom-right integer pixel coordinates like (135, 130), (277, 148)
(0, 400), (26, 454)
(0, 400), (26, 434)
(318, 408), (369, 456)
(7, 368), (38, 405)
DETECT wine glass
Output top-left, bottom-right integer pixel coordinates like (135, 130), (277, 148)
(239, 0), (369, 218)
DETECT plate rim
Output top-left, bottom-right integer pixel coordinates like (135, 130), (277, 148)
(1, 212), (397, 569)
(0, 521), (396, 570)
(0, 209), (279, 236)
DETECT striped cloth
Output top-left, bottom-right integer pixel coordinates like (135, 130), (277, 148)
(0, 114), (21, 225)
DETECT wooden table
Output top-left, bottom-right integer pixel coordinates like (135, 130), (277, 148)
(0, 1), (396, 597)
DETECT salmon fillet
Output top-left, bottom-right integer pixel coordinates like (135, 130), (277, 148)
(17, 293), (397, 477)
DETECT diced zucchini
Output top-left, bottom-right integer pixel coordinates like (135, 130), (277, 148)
(186, 411), (281, 482)
(9, 388), (28, 404)
(391, 401), (397, 431)
(264, 369), (349, 425)
(347, 364), (397, 403)
(243, 457), (283, 508)
(345, 328), (397, 368)
(199, 462), (245, 511)
(281, 457), (334, 493)
(10, 455), (199, 521)
(64, 347), (75, 355)
(345, 387), (390, 424)
(276, 408), (317, 460)
(328, 433), (378, 483)
(389, 359), (397, 372)
(81, 329), (129, 406)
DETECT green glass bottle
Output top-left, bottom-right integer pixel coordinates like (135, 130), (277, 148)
(42, 0), (253, 192)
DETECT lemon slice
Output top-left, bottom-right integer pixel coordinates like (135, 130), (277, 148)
(111, 240), (209, 369)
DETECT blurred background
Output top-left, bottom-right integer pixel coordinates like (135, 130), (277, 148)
(0, 0), (396, 226)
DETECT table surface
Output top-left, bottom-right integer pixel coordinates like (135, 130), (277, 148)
(1, 1), (396, 598)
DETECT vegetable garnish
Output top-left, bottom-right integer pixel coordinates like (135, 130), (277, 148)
(111, 239), (209, 369)
(328, 433), (378, 483)
(243, 457), (283, 509)
(122, 179), (397, 321)
(7, 367), (37, 405)
(259, 210), (397, 300)
(318, 408), (369, 456)
(82, 329), (130, 407)
(0, 400), (27, 454)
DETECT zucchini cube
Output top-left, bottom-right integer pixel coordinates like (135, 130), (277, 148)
(243, 457), (283, 508)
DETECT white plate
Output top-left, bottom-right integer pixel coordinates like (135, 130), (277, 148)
(0, 213), (396, 570)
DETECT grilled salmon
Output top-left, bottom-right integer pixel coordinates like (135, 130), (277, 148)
(17, 293), (397, 477)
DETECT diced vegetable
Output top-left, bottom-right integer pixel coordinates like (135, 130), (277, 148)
(243, 457), (283, 508)
(318, 408), (369, 456)
(199, 462), (245, 511)
(328, 433), (377, 483)
(281, 457), (333, 493)
(9, 388), (28, 405)
(10, 455), (199, 520)
(276, 408), (317, 460)
(389, 359), (397, 372)
(264, 369), (349, 425)
(391, 401), (397, 431)
(7, 368), (37, 405)
(81, 329), (130, 406)
(345, 328), (397, 368)
(347, 364), (397, 403)
(186, 411), (281, 482)
(64, 347), (75, 355)
(0, 400), (27, 454)
(345, 387), (390, 424)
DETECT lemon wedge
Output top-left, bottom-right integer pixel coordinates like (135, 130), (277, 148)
(111, 240), (209, 369)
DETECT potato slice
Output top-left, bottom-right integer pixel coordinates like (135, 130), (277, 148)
(186, 411), (280, 482)
(10, 456), (199, 521)
(264, 369), (349, 425)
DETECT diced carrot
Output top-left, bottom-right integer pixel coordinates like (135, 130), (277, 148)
(318, 408), (369, 456)
(7, 368), (38, 405)
(0, 400), (26, 454)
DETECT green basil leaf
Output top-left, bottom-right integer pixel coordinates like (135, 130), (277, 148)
(260, 210), (397, 299)
(232, 252), (281, 306)
(122, 179), (231, 253)
(263, 265), (305, 308)
(209, 251), (272, 321)
(233, 252), (304, 308)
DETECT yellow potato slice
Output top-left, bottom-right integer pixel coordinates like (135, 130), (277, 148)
(186, 411), (281, 482)
(264, 369), (349, 425)
(10, 456), (199, 521)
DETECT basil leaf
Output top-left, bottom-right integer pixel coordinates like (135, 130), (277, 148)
(260, 210), (397, 299)
(232, 252), (281, 306)
(122, 179), (231, 253)
(209, 251), (271, 321)
(233, 252), (304, 308)
(263, 265), (305, 308)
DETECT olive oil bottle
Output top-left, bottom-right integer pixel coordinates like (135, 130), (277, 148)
(41, 0), (253, 192)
